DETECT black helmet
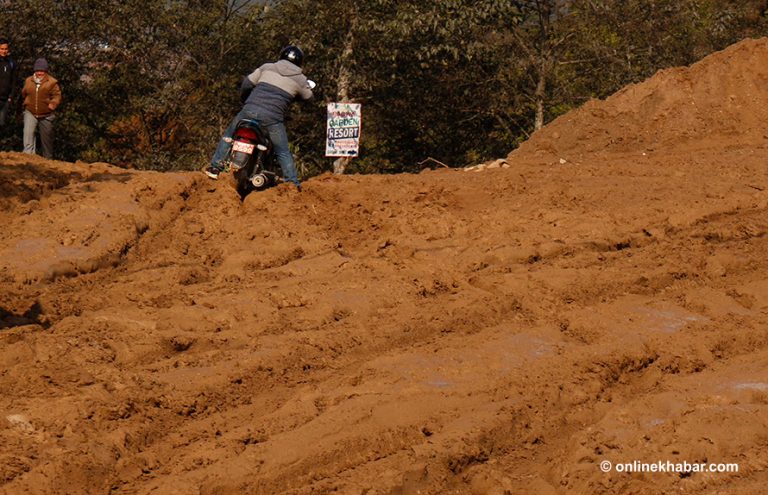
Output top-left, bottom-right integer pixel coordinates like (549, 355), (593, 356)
(279, 45), (304, 67)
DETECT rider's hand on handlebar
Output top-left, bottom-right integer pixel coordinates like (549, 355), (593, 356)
(307, 79), (317, 90)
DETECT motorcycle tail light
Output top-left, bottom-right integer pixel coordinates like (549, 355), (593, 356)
(234, 127), (259, 141)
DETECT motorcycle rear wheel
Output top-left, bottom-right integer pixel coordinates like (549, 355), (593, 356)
(230, 167), (253, 200)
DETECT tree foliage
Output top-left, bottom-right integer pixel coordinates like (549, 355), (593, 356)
(1, 0), (767, 173)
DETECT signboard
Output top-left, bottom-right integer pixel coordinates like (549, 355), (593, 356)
(326, 102), (361, 157)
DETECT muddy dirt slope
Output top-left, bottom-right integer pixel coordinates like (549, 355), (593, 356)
(2, 38), (768, 495)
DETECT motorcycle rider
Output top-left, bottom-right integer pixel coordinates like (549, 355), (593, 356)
(206, 45), (314, 191)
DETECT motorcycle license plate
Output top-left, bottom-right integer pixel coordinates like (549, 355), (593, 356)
(232, 141), (255, 154)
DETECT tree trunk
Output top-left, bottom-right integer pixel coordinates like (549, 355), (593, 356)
(534, 64), (546, 131)
(333, 13), (356, 175)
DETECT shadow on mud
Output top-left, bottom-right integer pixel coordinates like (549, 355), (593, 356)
(0, 162), (82, 205)
(86, 172), (133, 183)
(0, 302), (48, 330)
(0, 161), (134, 207)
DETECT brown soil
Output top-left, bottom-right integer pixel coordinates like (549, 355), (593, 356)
(2, 38), (768, 495)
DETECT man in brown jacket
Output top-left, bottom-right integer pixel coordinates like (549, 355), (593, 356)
(21, 58), (61, 158)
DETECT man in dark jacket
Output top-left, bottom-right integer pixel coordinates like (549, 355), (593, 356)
(0, 38), (18, 129)
(206, 45), (314, 190)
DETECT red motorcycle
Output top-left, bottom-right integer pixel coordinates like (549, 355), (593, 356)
(227, 119), (280, 199)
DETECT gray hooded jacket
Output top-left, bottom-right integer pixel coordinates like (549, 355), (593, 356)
(241, 59), (313, 125)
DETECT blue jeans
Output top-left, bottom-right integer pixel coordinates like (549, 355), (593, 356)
(210, 110), (300, 186)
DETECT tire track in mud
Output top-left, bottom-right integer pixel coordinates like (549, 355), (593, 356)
(277, 213), (768, 494)
(0, 170), (536, 492)
(184, 169), (763, 494)
(0, 165), (208, 332)
(384, 207), (768, 494)
(4, 156), (768, 493)
(246, 204), (768, 493)
(10, 37), (768, 493)
(82, 201), (768, 493)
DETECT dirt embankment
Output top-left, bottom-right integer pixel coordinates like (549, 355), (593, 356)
(2, 38), (768, 495)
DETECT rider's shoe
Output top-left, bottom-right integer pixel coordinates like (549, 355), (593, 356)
(204, 166), (221, 180)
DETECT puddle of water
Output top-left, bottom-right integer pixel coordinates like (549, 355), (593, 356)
(630, 306), (707, 333)
(382, 332), (557, 391)
(426, 379), (453, 389)
(733, 382), (768, 391)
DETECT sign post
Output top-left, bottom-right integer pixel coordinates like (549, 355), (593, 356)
(326, 102), (361, 158)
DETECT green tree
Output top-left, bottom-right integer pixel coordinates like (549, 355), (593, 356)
(2, 0), (267, 168)
(3, 0), (767, 173)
